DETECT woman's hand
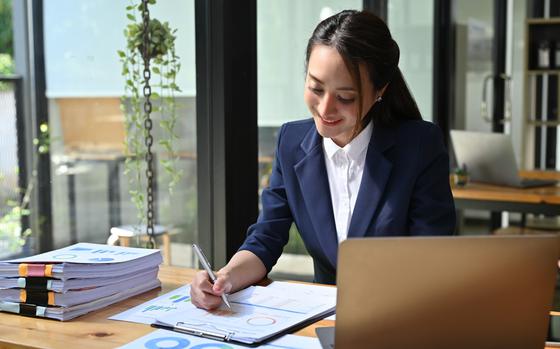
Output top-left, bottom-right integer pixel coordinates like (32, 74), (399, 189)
(189, 250), (267, 310)
(190, 270), (233, 310)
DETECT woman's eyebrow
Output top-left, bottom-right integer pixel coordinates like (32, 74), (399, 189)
(308, 73), (355, 91)
(308, 73), (324, 84)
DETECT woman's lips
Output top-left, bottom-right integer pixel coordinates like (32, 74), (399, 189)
(320, 117), (342, 126)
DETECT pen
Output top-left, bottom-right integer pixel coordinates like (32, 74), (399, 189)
(192, 243), (232, 309)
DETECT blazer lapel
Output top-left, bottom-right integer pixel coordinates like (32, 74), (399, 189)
(347, 126), (396, 238)
(294, 128), (339, 269)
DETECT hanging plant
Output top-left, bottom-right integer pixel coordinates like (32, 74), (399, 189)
(117, 0), (182, 225)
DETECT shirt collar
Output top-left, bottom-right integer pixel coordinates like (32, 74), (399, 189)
(323, 121), (373, 160)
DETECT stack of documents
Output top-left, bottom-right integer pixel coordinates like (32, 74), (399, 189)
(0, 243), (162, 320)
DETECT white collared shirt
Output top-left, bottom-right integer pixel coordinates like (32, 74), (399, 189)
(323, 122), (372, 243)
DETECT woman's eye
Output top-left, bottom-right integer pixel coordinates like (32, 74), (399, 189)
(337, 96), (355, 104)
(309, 87), (323, 95)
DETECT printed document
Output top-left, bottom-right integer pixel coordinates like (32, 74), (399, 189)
(154, 282), (335, 345)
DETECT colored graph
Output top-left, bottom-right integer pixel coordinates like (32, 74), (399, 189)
(142, 304), (177, 313)
(88, 257), (115, 262)
(142, 336), (234, 349)
(246, 316), (277, 326)
(144, 336), (190, 349)
(169, 295), (191, 303)
(52, 254), (77, 260)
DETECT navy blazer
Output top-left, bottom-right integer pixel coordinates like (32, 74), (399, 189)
(239, 118), (456, 284)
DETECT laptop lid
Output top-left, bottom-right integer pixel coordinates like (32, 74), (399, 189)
(334, 235), (559, 349)
(450, 130), (522, 186)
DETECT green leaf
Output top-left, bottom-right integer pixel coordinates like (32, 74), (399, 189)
(117, 50), (126, 58)
(126, 14), (135, 21)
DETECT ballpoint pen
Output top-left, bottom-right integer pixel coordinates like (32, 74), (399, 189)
(192, 243), (232, 309)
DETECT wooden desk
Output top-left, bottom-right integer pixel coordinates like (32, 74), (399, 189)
(452, 170), (560, 215)
(0, 266), (332, 348)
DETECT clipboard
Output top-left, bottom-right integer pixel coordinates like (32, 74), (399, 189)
(151, 309), (334, 347)
(151, 283), (336, 346)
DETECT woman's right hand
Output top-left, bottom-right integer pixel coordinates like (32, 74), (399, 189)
(190, 269), (233, 310)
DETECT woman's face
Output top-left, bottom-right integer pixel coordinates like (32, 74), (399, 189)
(304, 44), (378, 147)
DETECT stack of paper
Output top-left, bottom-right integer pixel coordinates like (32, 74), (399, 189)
(0, 243), (162, 320)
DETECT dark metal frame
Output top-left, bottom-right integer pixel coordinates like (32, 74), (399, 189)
(30, 0), (53, 252)
(433, 0), (455, 148)
(12, 0), (53, 253)
(195, 0), (258, 267)
(492, 0), (507, 134)
(489, 0), (509, 229)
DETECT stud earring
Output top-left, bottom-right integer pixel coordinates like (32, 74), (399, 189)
(376, 95), (383, 102)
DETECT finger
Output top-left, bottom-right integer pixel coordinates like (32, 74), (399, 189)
(213, 277), (232, 295)
(192, 290), (223, 310)
(191, 271), (221, 309)
(193, 271), (214, 293)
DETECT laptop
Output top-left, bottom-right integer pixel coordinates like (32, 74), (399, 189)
(316, 235), (559, 349)
(450, 130), (556, 188)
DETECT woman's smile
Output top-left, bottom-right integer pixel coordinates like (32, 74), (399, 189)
(319, 116), (343, 126)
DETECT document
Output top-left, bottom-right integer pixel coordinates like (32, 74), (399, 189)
(0, 278), (160, 321)
(0, 268), (158, 307)
(0, 243), (162, 279)
(153, 282), (335, 345)
(110, 285), (195, 324)
(0, 266), (159, 292)
(117, 329), (322, 349)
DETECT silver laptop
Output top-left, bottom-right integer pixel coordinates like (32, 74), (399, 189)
(317, 235), (559, 349)
(450, 130), (556, 188)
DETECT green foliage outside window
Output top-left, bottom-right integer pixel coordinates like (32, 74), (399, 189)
(0, 124), (51, 254)
(0, 0), (13, 57)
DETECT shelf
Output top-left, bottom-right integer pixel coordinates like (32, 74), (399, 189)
(527, 120), (560, 126)
(528, 69), (560, 75)
(527, 18), (560, 25)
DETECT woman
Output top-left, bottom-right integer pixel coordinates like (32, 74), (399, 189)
(191, 10), (455, 310)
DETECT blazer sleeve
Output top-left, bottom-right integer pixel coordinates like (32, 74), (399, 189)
(408, 125), (456, 235)
(238, 124), (294, 272)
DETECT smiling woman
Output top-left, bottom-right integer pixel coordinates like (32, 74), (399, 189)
(190, 9), (456, 310)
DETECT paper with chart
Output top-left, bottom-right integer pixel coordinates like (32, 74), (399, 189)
(110, 285), (195, 324)
(4, 243), (158, 264)
(154, 282), (336, 344)
(117, 329), (322, 349)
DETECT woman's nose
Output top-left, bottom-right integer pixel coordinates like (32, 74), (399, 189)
(317, 93), (336, 116)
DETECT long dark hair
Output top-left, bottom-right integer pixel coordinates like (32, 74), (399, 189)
(305, 10), (421, 134)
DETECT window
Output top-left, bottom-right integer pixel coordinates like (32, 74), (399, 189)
(388, 0), (434, 121)
(42, 0), (197, 266)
